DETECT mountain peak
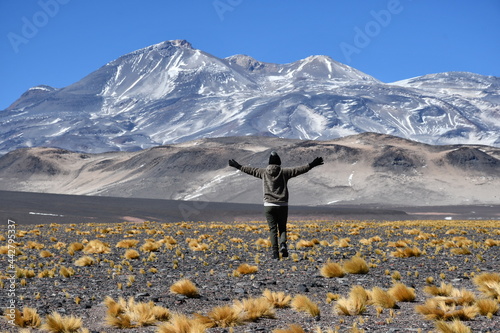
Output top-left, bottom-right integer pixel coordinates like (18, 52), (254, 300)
(225, 54), (268, 72)
(161, 39), (193, 49)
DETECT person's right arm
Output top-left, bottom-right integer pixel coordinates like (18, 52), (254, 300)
(228, 159), (264, 179)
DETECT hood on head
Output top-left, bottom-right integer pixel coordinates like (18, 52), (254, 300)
(269, 151), (281, 165)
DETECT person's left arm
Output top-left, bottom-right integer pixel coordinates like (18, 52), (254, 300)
(283, 157), (324, 179)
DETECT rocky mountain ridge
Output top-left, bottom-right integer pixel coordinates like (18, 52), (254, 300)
(0, 133), (498, 207)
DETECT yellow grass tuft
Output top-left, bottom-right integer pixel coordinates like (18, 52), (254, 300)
(434, 319), (471, 333)
(83, 239), (110, 254)
(195, 305), (242, 328)
(335, 285), (369, 316)
(74, 255), (95, 267)
(475, 298), (499, 316)
(262, 289), (292, 308)
(187, 239), (209, 251)
(450, 247), (472, 255)
(296, 239), (315, 249)
(390, 247), (422, 258)
(234, 263), (258, 276)
(273, 324), (306, 333)
(124, 249), (140, 259)
(104, 296), (170, 328)
(388, 282), (416, 302)
(291, 294), (320, 318)
(141, 241), (162, 252)
(371, 287), (397, 309)
(68, 242), (84, 252)
(320, 261), (345, 278)
(473, 272), (500, 300)
(485, 238), (500, 247)
(415, 298), (478, 321)
(5, 307), (41, 328)
(157, 313), (208, 333)
(116, 239), (140, 248)
(255, 238), (272, 247)
(170, 278), (200, 298)
(342, 256), (369, 274)
(59, 266), (75, 278)
(424, 282), (454, 297)
(39, 250), (54, 258)
(233, 297), (275, 322)
(26, 241), (45, 249)
(42, 312), (83, 333)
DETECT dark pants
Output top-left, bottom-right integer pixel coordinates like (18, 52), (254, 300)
(264, 205), (288, 255)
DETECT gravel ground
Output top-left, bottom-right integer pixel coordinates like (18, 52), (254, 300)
(1, 218), (499, 333)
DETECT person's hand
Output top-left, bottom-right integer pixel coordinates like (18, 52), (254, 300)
(228, 159), (242, 169)
(309, 157), (324, 168)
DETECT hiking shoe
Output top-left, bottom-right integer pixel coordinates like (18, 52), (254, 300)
(280, 244), (288, 257)
(272, 251), (280, 260)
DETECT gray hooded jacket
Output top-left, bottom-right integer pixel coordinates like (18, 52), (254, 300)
(239, 164), (312, 205)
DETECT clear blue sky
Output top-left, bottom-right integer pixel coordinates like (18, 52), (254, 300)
(1, 0), (499, 110)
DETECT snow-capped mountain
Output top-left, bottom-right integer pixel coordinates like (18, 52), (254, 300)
(1, 39), (499, 154)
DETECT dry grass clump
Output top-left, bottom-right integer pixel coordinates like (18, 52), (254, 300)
(74, 255), (95, 267)
(187, 239), (209, 251)
(116, 239), (140, 248)
(170, 278), (200, 298)
(415, 298), (478, 321)
(59, 266), (75, 278)
(320, 261), (345, 278)
(255, 238), (272, 247)
(390, 246), (422, 258)
(233, 297), (276, 322)
(475, 298), (499, 317)
(124, 249), (140, 259)
(473, 272), (500, 300)
(296, 239), (315, 249)
(15, 267), (35, 278)
(83, 240), (110, 254)
(39, 250), (54, 258)
(450, 247), (472, 255)
(26, 241), (45, 249)
(233, 263), (258, 276)
(332, 237), (351, 247)
(262, 289), (292, 308)
(388, 282), (416, 302)
(334, 285), (369, 316)
(291, 294), (320, 318)
(273, 324), (306, 333)
(195, 305), (243, 328)
(104, 296), (170, 328)
(424, 282), (454, 297)
(434, 319), (471, 333)
(342, 256), (369, 274)
(484, 238), (500, 247)
(359, 235), (382, 245)
(370, 287), (397, 309)
(5, 307), (41, 328)
(42, 312), (84, 332)
(67, 242), (84, 255)
(141, 240), (162, 252)
(388, 239), (411, 247)
(157, 313), (208, 333)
